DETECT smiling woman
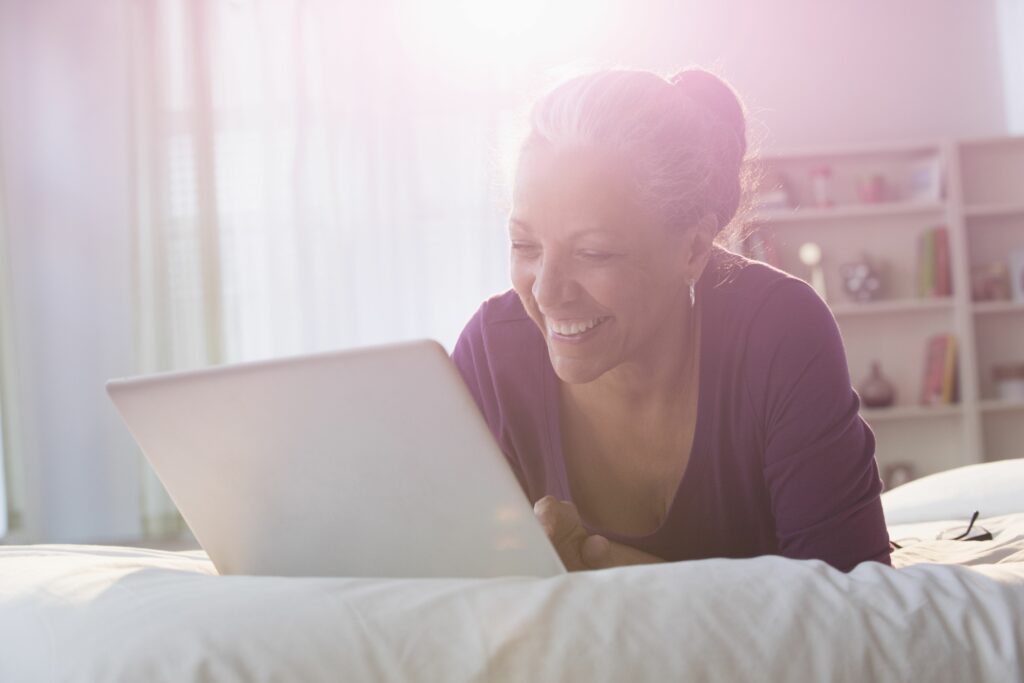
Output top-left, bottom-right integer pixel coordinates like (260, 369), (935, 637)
(452, 68), (892, 573)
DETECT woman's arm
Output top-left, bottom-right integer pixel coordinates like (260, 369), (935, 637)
(533, 496), (664, 570)
(744, 279), (892, 572)
(451, 307), (531, 493)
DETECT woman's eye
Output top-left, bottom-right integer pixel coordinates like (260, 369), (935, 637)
(511, 242), (540, 257)
(578, 250), (615, 262)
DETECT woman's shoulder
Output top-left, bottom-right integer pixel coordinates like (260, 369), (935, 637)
(453, 290), (542, 363)
(704, 247), (805, 298)
(451, 290), (546, 445)
(460, 289), (534, 336)
(479, 289), (532, 324)
(702, 247), (828, 327)
(705, 250), (849, 397)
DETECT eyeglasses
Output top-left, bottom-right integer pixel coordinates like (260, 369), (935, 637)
(890, 510), (992, 550)
(935, 510), (992, 542)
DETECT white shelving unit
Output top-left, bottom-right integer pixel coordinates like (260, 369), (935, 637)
(973, 300), (1024, 315)
(829, 297), (954, 318)
(744, 136), (1024, 486)
(963, 202), (1024, 218)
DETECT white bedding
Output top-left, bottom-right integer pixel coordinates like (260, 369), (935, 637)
(881, 457), (1024, 525)
(2, 514), (1023, 683)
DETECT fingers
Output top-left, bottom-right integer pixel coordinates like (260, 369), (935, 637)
(533, 496), (590, 571)
(580, 534), (612, 568)
(583, 535), (665, 569)
(533, 495), (580, 543)
(533, 497), (667, 570)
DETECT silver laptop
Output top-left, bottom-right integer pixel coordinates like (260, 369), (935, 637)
(106, 339), (566, 579)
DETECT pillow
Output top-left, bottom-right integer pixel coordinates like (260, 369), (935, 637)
(881, 458), (1024, 525)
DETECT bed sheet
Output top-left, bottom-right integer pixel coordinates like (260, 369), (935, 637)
(2, 514), (1023, 682)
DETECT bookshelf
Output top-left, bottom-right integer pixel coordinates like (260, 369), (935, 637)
(742, 135), (1024, 487)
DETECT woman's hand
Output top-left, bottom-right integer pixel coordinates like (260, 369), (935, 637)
(533, 495), (665, 571)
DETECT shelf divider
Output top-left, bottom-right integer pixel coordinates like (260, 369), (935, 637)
(830, 297), (954, 318)
(860, 404), (963, 423)
(972, 300), (1024, 315)
(753, 201), (947, 225)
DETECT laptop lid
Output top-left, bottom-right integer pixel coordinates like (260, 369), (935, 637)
(107, 339), (566, 578)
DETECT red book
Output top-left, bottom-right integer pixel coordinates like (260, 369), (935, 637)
(934, 227), (951, 296)
(916, 231), (925, 297)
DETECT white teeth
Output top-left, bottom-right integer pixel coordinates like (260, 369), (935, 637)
(547, 317), (607, 337)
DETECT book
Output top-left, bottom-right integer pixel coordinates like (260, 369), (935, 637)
(942, 334), (958, 403)
(920, 333), (958, 405)
(916, 231), (925, 296)
(917, 229), (935, 297)
(915, 227), (952, 298)
(933, 227), (951, 296)
(1009, 247), (1024, 303)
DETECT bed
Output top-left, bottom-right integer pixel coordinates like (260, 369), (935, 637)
(2, 460), (1023, 683)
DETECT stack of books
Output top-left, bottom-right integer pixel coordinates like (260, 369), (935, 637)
(916, 226), (952, 298)
(920, 333), (958, 405)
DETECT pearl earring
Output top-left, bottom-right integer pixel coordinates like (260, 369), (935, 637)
(689, 280), (696, 307)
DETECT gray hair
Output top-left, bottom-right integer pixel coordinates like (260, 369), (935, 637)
(521, 68), (749, 240)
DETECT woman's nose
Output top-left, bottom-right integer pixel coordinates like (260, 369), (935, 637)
(532, 257), (575, 309)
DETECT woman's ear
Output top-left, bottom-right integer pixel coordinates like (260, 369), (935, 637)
(683, 212), (717, 279)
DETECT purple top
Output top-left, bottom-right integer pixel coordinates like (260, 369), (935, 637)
(452, 248), (891, 572)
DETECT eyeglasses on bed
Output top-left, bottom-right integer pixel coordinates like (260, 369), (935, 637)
(889, 510), (993, 550)
(934, 510), (992, 542)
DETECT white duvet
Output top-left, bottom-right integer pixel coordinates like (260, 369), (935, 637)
(1, 513), (1023, 683)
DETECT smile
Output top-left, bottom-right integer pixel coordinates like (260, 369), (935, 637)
(546, 316), (610, 338)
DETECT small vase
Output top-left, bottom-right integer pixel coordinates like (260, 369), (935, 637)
(859, 361), (896, 408)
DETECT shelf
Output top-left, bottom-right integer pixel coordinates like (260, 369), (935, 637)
(756, 135), (1024, 470)
(830, 297), (954, 318)
(972, 300), (1024, 316)
(758, 140), (942, 162)
(752, 201), (946, 225)
(860, 404), (963, 422)
(959, 135), (1024, 151)
(980, 399), (1024, 414)
(963, 202), (1024, 218)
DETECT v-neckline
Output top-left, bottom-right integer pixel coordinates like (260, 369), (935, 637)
(539, 285), (711, 544)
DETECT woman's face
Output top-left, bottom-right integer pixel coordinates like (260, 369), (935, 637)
(509, 144), (700, 385)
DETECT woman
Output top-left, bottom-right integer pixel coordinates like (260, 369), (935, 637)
(452, 68), (891, 573)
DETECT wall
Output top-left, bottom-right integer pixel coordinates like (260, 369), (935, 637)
(590, 0), (1009, 151)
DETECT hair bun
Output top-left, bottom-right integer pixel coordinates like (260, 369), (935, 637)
(670, 67), (748, 231)
(670, 68), (747, 162)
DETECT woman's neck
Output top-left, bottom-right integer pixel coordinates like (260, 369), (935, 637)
(564, 296), (701, 418)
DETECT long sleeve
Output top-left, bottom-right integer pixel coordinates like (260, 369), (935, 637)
(451, 307), (530, 493)
(743, 279), (891, 572)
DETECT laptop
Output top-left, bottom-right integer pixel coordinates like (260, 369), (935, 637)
(106, 339), (566, 579)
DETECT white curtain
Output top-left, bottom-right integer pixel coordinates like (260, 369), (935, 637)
(0, 149), (12, 538)
(997, 0), (1024, 134)
(129, 0), (516, 535)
